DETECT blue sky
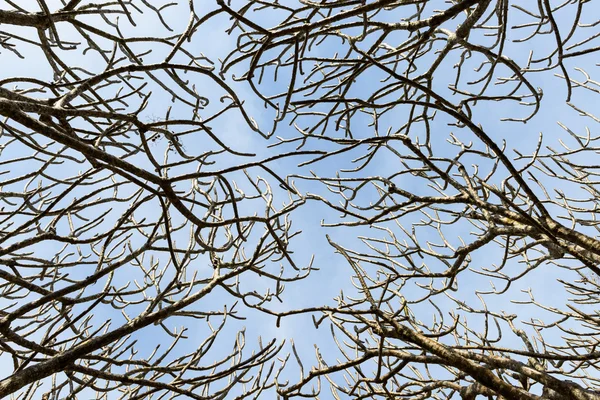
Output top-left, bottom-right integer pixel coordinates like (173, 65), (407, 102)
(1, 0), (600, 399)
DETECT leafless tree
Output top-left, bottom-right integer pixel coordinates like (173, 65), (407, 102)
(0, 1), (320, 399)
(3, 1), (600, 400)
(219, 0), (600, 399)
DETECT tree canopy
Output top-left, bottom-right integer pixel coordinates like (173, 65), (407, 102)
(0, 1), (599, 399)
